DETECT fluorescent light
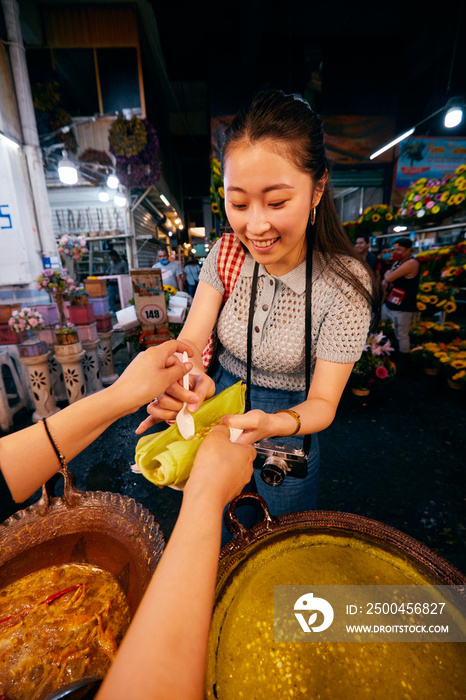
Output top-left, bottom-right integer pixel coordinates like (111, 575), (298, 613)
(99, 190), (110, 202)
(107, 174), (119, 189)
(370, 128), (415, 160)
(160, 194), (170, 206)
(393, 225), (407, 232)
(444, 106), (463, 128)
(114, 193), (127, 207)
(0, 132), (20, 148)
(58, 155), (78, 185)
(175, 218), (181, 224)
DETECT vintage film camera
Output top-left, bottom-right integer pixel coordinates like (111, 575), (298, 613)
(253, 439), (308, 486)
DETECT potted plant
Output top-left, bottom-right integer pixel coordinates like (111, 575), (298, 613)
(55, 324), (79, 345)
(350, 332), (396, 395)
(70, 288), (90, 306)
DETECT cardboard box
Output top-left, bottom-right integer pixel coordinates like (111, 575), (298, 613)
(130, 268), (168, 329)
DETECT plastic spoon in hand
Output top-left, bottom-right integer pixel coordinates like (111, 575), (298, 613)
(176, 351), (195, 439)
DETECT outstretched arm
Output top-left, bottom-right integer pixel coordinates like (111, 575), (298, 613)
(222, 358), (354, 444)
(96, 426), (255, 700)
(0, 341), (193, 503)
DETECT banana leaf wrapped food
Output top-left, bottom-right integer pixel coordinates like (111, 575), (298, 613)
(135, 381), (246, 488)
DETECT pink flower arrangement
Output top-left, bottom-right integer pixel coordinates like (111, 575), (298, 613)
(58, 235), (88, 261)
(36, 268), (77, 295)
(351, 332), (396, 389)
(8, 307), (44, 334)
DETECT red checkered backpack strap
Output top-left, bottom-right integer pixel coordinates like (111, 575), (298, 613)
(201, 233), (245, 369)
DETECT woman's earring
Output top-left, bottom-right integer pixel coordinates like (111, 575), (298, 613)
(310, 207), (316, 226)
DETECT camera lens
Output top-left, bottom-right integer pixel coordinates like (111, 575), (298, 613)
(260, 456), (288, 486)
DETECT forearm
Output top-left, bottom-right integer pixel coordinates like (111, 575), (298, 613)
(176, 334), (206, 375)
(97, 485), (224, 700)
(0, 385), (130, 502)
(267, 396), (338, 438)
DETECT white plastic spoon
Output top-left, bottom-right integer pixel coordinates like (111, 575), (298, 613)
(176, 351), (195, 440)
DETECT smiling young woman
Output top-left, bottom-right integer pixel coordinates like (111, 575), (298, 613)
(137, 89), (379, 541)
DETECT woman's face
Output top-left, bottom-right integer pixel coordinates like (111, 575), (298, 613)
(223, 140), (325, 275)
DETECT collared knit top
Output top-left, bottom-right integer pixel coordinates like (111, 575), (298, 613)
(199, 242), (371, 392)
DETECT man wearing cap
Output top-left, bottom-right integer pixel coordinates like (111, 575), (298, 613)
(382, 237), (420, 372)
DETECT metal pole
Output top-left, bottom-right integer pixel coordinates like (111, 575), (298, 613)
(1, 0), (57, 259)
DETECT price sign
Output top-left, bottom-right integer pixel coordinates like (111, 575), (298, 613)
(139, 302), (167, 325)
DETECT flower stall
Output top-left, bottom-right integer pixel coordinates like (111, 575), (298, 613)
(398, 166), (466, 225)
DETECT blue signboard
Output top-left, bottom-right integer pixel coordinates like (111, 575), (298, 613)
(395, 137), (466, 189)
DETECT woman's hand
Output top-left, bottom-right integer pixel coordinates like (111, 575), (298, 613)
(135, 371), (215, 435)
(220, 409), (276, 445)
(109, 340), (194, 416)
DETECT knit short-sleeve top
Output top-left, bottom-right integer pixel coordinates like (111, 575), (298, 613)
(199, 241), (371, 391)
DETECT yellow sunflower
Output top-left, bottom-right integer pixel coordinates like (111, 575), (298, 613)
(218, 187), (225, 199)
(448, 196), (456, 206)
(417, 302), (427, 311)
(440, 192), (449, 202)
(444, 301), (457, 313)
(450, 360), (466, 369)
(432, 205), (441, 214)
(419, 295), (431, 303)
(436, 299), (447, 307)
(416, 178), (428, 185)
(372, 214), (380, 222)
(211, 203), (219, 214)
(420, 283), (434, 292)
(455, 165), (466, 175)
(458, 180), (466, 192)
(414, 202), (422, 210)
(454, 193), (465, 205)
(452, 370), (466, 381)
(428, 295), (439, 304)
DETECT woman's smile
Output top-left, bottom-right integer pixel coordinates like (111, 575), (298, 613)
(248, 236), (280, 251)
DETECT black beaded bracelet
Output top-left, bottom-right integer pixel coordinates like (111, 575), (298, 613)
(41, 418), (67, 469)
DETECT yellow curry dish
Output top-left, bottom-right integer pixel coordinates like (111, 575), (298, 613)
(0, 563), (130, 700)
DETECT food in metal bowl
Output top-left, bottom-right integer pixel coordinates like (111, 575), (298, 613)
(206, 532), (466, 699)
(0, 563), (130, 700)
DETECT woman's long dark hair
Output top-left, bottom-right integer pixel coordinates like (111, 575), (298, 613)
(221, 89), (380, 323)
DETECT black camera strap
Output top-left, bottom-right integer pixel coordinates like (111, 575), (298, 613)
(246, 236), (313, 456)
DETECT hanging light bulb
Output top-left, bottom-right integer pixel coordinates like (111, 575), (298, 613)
(107, 174), (119, 189)
(58, 153), (78, 185)
(444, 106), (463, 128)
(99, 190), (110, 202)
(114, 192), (127, 207)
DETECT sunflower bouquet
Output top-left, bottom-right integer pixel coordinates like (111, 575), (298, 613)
(416, 281), (458, 316)
(357, 204), (396, 230)
(398, 165), (466, 223)
(432, 339), (466, 387)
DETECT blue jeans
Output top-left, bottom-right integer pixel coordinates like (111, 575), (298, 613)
(211, 364), (320, 546)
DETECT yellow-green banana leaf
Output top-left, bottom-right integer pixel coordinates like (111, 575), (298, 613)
(135, 381), (245, 487)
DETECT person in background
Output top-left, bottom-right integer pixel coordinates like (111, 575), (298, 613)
(354, 233), (378, 273)
(375, 246), (393, 297)
(107, 250), (128, 315)
(0, 340), (255, 700)
(381, 237), (420, 372)
(152, 246), (184, 291)
(184, 254), (201, 297)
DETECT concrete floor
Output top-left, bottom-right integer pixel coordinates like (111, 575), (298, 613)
(2, 347), (465, 575)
